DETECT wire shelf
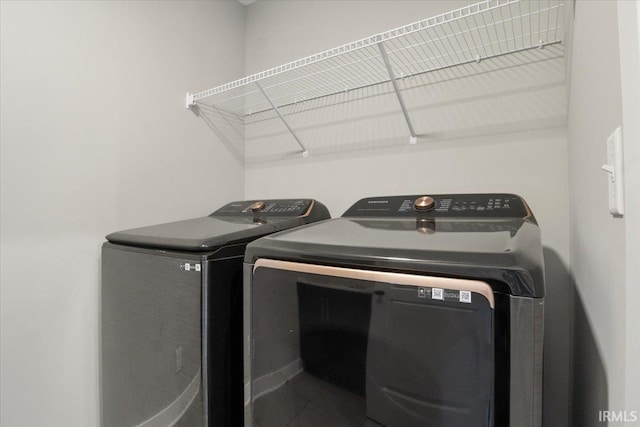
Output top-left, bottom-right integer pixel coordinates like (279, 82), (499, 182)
(187, 0), (565, 156)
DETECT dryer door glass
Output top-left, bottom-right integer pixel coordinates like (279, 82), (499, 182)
(249, 260), (496, 427)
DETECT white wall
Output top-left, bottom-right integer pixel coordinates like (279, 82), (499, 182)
(0, 2), (245, 426)
(617, 0), (640, 412)
(567, 0), (628, 424)
(244, 2), (572, 424)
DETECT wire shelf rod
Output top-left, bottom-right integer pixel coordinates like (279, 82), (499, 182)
(388, 25), (563, 71)
(213, 48), (384, 110)
(516, 1), (525, 50)
(277, 36), (561, 115)
(402, 31), (436, 72)
(479, 7), (497, 56)
(470, 10), (490, 57)
(289, 52), (375, 96)
(490, 6), (503, 51)
(221, 24), (563, 118)
(383, 4), (561, 60)
(187, 0), (564, 133)
(393, 40), (559, 79)
(193, 1), (562, 108)
(378, 42), (417, 141)
(255, 81), (308, 156)
(507, 2), (517, 50)
(442, 22), (466, 64)
(352, 47), (386, 85)
(241, 63), (387, 114)
(442, 21), (465, 64)
(546, 1), (552, 44)
(495, 4), (509, 51)
(414, 27), (447, 69)
(231, 39), (562, 119)
(528, 1), (533, 46)
(251, 59), (387, 109)
(427, 26), (456, 69)
(190, 0), (527, 102)
(553, 0), (560, 39)
(453, 18), (475, 60)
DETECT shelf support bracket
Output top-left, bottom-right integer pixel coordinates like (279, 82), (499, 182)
(378, 42), (417, 144)
(255, 82), (309, 157)
(186, 92), (195, 109)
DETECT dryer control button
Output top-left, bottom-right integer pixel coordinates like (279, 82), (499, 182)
(251, 201), (266, 212)
(414, 196), (435, 211)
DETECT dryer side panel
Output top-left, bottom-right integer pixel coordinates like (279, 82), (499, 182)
(509, 296), (544, 427)
(101, 246), (203, 427)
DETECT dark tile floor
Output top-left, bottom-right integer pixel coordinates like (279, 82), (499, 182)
(252, 371), (384, 427)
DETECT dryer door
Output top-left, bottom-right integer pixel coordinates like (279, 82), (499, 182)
(248, 259), (496, 427)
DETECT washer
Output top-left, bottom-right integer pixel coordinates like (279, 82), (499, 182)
(244, 194), (544, 427)
(101, 199), (330, 427)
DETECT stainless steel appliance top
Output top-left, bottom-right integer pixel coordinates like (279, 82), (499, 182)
(245, 194), (544, 297)
(106, 199), (330, 251)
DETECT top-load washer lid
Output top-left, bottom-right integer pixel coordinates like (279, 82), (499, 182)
(105, 199), (330, 251)
(245, 194), (544, 298)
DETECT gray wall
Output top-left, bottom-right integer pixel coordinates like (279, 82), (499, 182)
(243, 2), (572, 425)
(617, 0), (640, 412)
(567, 0), (627, 424)
(0, 2), (245, 426)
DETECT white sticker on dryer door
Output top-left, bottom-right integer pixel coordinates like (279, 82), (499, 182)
(432, 288), (444, 300)
(459, 291), (472, 303)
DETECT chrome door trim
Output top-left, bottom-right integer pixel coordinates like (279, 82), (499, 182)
(253, 258), (494, 308)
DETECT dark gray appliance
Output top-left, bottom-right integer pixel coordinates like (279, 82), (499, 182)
(101, 199), (330, 427)
(244, 194), (544, 427)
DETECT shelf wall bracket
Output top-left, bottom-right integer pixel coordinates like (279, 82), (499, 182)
(255, 81), (309, 157)
(186, 92), (195, 109)
(377, 42), (418, 145)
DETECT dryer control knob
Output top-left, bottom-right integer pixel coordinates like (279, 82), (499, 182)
(414, 196), (435, 211)
(250, 201), (266, 212)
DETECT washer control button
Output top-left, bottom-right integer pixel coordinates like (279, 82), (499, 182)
(414, 196), (436, 211)
(250, 201), (266, 212)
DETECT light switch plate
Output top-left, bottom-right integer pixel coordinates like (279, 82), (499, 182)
(603, 127), (625, 216)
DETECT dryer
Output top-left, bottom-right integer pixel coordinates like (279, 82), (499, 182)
(244, 194), (544, 427)
(101, 199), (330, 427)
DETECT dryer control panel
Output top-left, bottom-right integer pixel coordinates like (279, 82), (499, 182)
(212, 199), (314, 218)
(343, 194), (530, 219)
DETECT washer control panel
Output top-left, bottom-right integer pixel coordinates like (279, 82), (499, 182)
(343, 194), (529, 218)
(213, 199), (313, 217)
